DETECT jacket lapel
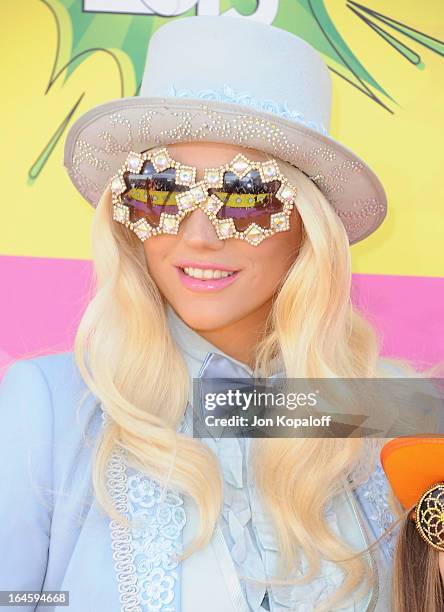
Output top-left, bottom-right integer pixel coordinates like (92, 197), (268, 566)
(106, 443), (246, 612)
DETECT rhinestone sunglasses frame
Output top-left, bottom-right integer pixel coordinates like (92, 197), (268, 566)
(110, 147), (297, 246)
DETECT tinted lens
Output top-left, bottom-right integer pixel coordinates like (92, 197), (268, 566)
(121, 162), (188, 227)
(209, 170), (282, 231)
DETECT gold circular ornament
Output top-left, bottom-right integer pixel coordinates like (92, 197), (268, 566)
(415, 482), (444, 552)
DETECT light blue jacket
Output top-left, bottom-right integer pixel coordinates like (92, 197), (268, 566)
(0, 307), (397, 611)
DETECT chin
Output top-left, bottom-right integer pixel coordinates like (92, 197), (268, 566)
(173, 302), (241, 332)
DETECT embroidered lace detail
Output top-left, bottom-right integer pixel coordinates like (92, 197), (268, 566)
(354, 462), (398, 562)
(169, 84), (328, 136)
(127, 471), (186, 611)
(106, 446), (142, 612)
(104, 411), (186, 612)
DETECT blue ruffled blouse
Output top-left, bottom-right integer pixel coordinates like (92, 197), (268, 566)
(166, 304), (397, 611)
(0, 303), (398, 611)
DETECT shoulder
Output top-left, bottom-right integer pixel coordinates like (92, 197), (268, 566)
(1, 351), (101, 443)
(12, 350), (87, 391)
(2, 351), (83, 388)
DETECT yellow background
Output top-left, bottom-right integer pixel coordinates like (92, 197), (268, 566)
(1, 0), (443, 277)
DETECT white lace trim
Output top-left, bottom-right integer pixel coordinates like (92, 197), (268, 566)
(103, 412), (186, 612)
(106, 445), (142, 612)
(354, 462), (398, 562)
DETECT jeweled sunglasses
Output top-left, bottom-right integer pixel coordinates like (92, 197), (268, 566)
(110, 147), (297, 246)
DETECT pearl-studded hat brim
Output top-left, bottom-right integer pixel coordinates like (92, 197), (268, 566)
(64, 96), (387, 245)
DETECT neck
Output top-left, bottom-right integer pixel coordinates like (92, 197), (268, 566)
(193, 299), (272, 369)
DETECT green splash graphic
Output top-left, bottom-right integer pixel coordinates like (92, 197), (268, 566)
(31, 0), (443, 180)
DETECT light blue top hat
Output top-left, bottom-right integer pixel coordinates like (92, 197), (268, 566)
(64, 15), (387, 244)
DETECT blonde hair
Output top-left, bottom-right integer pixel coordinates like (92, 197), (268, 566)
(74, 156), (417, 611)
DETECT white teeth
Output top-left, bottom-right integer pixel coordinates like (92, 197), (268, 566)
(182, 267), (235, 279)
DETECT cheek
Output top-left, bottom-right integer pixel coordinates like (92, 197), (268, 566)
(142, 242), (159, 274)
(142, 238), (174, 286)
(253, 215), (302, 280)
(245, 228), (301, 298)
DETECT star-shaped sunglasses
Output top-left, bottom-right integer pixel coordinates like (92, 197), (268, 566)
(110, 147), (297, 246)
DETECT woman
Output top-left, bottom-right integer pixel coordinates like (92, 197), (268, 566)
(381, 437), (444, 611)
(0, 15), (413, 612)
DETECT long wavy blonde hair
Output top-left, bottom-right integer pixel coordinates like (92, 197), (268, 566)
(74, 155), (414, 610)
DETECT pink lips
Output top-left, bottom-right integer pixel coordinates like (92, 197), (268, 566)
(176, 263), (240, 292)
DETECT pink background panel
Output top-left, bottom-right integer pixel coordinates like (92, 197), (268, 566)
(1, 255), (443, 377)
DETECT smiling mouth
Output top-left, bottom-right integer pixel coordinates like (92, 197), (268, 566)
(181, 266), (236, 280)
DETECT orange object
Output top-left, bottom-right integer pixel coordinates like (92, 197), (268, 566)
(380, 436), (444, 509)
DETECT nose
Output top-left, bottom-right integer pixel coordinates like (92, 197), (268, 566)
(179, 207), (225, 250)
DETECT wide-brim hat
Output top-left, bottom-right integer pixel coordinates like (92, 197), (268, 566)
(64, 15), (387, 245)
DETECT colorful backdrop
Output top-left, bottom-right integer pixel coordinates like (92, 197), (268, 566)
(1, 0), (443, 373)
